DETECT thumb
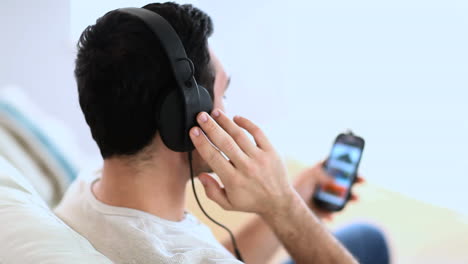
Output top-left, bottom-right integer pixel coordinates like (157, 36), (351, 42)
(317, 169), (334, 186)
(197, 173), (233, 210)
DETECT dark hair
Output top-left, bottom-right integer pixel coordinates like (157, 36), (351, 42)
(75, 2), (214, 158)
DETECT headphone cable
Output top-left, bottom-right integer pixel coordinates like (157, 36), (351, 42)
(188, 151), (244, 262)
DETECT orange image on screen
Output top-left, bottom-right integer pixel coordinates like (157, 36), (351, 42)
(322, 182), (347, 198)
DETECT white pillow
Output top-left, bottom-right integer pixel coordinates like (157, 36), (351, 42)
(0, 85), (91, 207)
(0, 156), (112, 264)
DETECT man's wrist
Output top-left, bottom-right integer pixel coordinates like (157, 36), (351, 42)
(259, 188), (309, 226)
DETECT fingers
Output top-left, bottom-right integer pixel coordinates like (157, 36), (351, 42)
(349, 177), (363, 201)
(317, 167), (334, 185)
(195, 112), (249, 167)
(190, 127), (235, 181)
(312, 163), (334, 185)
(349, 193), (359, 201)
(198, 173), (233, 210)
(355, 175), (365, 184)
(233, 115), (273, 151)
(211, 109), (258, 157)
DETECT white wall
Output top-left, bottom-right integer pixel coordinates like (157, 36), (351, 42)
(2, 0), (467, 214)
(0, 0), (97, 153)
(205, 0), (468, 215)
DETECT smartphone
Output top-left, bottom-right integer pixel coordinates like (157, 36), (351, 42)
(313, 131), (365, 211)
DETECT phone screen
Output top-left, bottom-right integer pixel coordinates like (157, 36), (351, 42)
(315, 142), (363, 206)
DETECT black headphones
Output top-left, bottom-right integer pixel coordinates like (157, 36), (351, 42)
(118, 7), (213, 152)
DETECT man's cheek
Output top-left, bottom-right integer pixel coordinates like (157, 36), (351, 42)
(213, 98), (225, 112)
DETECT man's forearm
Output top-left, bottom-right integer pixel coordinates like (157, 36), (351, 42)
(261, 190), (357, 264)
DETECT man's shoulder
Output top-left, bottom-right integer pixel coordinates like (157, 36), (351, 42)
(53, 167), (100, 224)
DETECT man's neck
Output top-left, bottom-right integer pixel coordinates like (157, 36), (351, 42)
(93, 150), (189, 222)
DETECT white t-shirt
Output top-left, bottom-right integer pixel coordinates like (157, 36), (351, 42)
(54, 168), (242, 264)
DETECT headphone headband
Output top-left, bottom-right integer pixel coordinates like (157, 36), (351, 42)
(117, 7), (207, 151)
(118, 8), (196, 88)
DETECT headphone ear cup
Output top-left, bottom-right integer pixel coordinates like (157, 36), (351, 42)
(197, 85), (214, 115)
(158, 85), (213, 152)
(158, 90), (187, 152)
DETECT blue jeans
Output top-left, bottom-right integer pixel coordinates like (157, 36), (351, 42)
(284, 223), (390, 264)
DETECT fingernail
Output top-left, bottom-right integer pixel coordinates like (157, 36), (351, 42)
(199, 113), (208, 123)
(212, 109), (220, 118)
(191, 127), (200, 136)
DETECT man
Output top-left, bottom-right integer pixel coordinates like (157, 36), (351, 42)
(55, 2), (389, 264)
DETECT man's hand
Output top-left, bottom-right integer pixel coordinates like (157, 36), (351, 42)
(293, 162), (365, 220)
(190, 109), (357, 264)
(189, 109), (295, 217)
